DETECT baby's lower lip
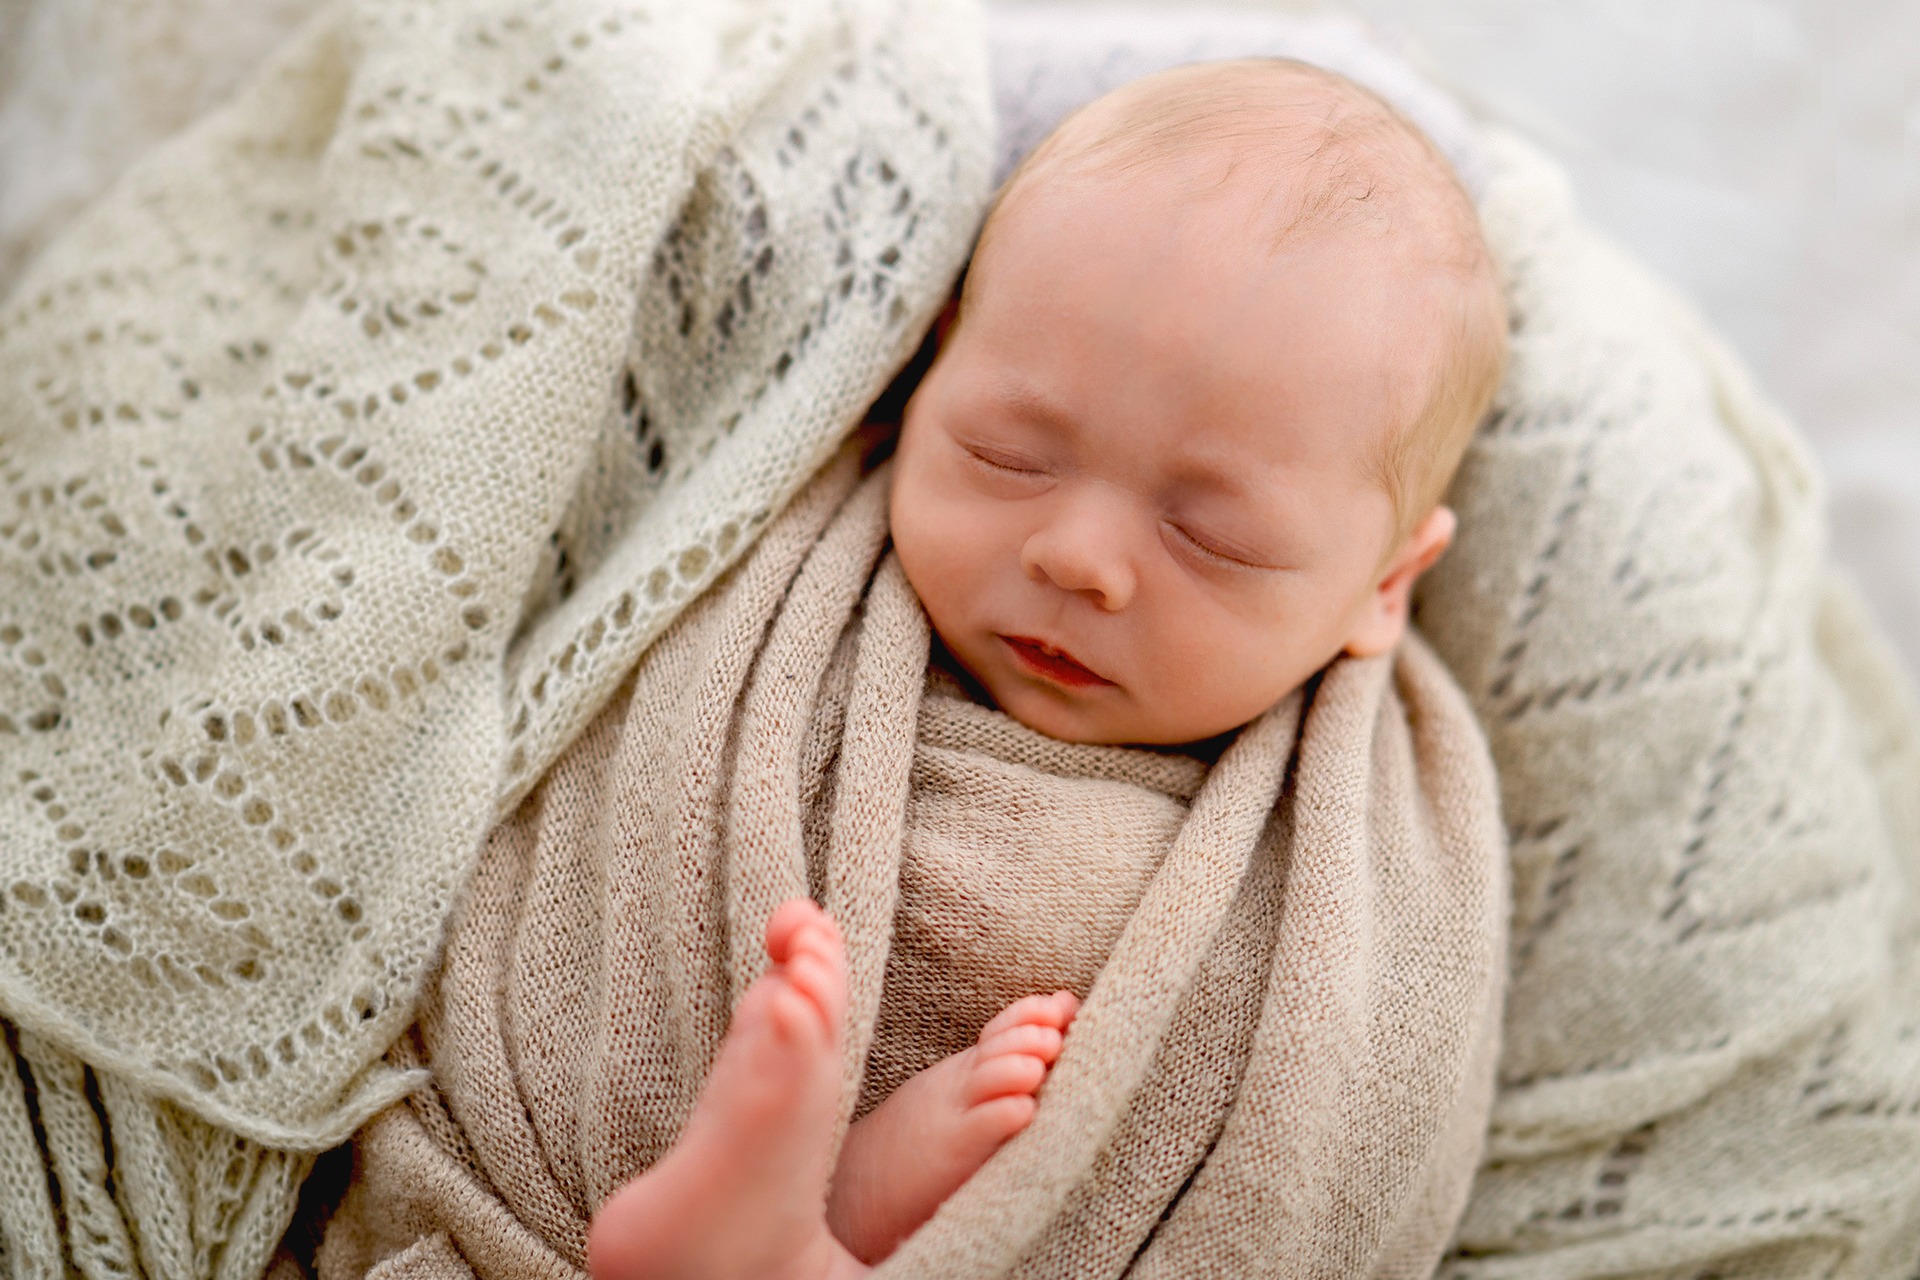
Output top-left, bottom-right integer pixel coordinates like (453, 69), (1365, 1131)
(1000, 636), (1115, 688)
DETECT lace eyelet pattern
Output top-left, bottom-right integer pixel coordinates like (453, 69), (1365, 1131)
(0, 0), (991, 1185)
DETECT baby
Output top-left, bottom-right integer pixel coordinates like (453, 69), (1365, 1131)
(588, 56), (1506, 1279)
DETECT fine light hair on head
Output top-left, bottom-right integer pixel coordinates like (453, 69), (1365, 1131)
(982, 58), (1510, 548)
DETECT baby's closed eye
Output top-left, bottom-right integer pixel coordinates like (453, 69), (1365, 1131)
(962, 441), (1047, 475)
(1161, 519), (1286, 573)
(957, 441), (1057, 498)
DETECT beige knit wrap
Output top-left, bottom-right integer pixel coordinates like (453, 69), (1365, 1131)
(314, 450), (1509, 1280)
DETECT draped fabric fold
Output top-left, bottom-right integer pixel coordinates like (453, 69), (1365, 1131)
(0, 0), (989, 1268)
(318, 453), (1509, 1280)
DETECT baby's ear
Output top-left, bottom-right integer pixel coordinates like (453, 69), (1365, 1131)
(1342, 506), (1456, 659)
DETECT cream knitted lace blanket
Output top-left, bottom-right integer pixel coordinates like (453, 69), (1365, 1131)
(313, 453), (1510, 1280)
(0, 0), (988, 1273)
(1421, 132), (1920, 1278)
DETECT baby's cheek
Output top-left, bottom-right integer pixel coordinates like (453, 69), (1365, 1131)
(1144, 616), (1304, 737)
(892, 483), (976, 633)
(888, 469), (939, 583)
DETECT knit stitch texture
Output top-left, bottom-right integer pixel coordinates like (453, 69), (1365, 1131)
(0, 0), (989, 1272)
(1422, 131), (1920, 1279)
(315, 453), (1511, 1280)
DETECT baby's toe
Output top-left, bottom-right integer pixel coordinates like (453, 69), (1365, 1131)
(779, 950), (844, 1036)
(764, 898), (841, 964)
(962, 1048), (1049, 1106)
(963, 1093), (1038, 1145)
(975, 1022), (1064, 1066)
(759, 982), (824, 1053)
(980, 990), (1079, 1040)
(762, 901), (846, 1018)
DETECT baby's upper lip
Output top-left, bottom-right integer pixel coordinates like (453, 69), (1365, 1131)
(1000, 634), (1116, 686)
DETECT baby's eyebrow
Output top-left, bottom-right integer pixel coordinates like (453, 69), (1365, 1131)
(1160, 447), (1275, 501)
(979, 372), (1079, 437)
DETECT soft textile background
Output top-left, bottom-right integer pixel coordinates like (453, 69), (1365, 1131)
(0, 0), (993, 1271)
(0, 5), (1912, 1274)
(1309, 0), (1920, 683)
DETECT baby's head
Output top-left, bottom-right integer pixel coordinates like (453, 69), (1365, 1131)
(890, 58), (1507, 745)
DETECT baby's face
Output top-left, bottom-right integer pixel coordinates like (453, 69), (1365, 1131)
(891, 172), (1444, 745)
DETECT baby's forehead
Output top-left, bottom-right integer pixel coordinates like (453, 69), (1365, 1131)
(1006, 59), (1480, 272)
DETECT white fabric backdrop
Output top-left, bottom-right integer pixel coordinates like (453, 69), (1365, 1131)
(1325, 0), (1920, 682)
(1, 0), (1915, 678)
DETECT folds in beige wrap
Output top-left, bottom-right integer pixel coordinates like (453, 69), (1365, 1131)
(316, 452), (1509, 1280)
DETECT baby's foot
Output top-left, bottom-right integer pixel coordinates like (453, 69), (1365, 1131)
(587, 900), (866, 1280)
(826, 990), (1080, 1263)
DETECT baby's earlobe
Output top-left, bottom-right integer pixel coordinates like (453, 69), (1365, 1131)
(1342, 601), (1406, 660)
(1344, 507), (1457, 659)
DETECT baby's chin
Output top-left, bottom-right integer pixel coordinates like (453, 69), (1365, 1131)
(986, 674), (1254, 748)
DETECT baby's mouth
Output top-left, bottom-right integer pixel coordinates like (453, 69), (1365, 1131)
(1000, 635), (1116, 689)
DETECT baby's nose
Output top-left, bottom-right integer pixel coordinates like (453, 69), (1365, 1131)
(1020, 502), (1137, 611)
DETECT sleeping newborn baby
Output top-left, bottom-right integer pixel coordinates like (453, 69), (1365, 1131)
(589, 56), (1506, 1280)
